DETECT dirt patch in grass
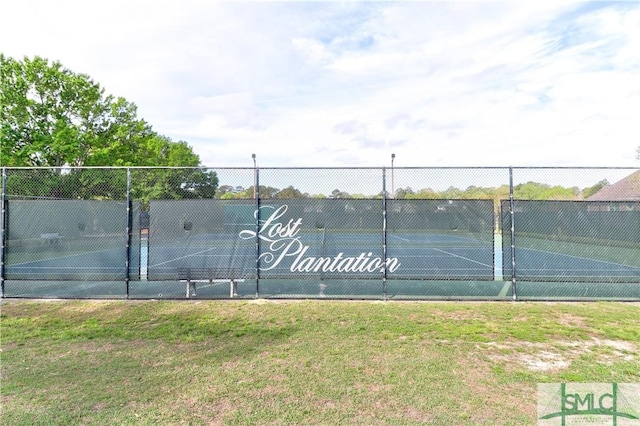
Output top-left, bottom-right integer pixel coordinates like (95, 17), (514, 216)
(412, 308), (488, 322)
(483, 337), (639, 372)
(556, 312), (588, 329)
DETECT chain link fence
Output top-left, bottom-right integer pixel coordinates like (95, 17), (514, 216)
(1, 166), (638, 300)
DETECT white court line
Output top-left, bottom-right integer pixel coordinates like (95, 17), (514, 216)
(10, 266), (123, 270)
(388, 233), (496, 272)
(521, 247), (640, 270)
(498, 281), (512, 298)
(8, 249), (120, 267)
(150, 247), (219, 267)
(432, 248), (493, 267)
(389, 234), (482, 244)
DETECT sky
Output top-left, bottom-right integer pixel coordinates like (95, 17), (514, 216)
(1, 0), (639, 169)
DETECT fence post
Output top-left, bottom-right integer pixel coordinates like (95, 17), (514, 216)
(1, 167), (6, 297)
(509, 167), (517, 301)
(254, 165), (260, 298)
(382, 166), (388, 300)
(125, 168), (132, 299)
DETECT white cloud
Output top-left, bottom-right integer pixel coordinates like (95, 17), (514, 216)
(1, 0), (638, 168)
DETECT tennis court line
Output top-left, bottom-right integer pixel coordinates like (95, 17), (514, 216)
(521, 247), (640, 270)
(10, 266), (124, 270)
(498, 281), (511, 298)
(149, 247), (219, 267)
(432, 248), (493, 267)
(8, 248), (123, 267)
(389, 234), (481, 244)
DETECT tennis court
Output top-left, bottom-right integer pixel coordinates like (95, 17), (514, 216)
(1, 166), (638, 301)
(3, 229), (638, 300)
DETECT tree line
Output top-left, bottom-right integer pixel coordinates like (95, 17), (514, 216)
(215, 179), (611, 200)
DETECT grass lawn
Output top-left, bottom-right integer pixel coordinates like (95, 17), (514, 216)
(1, 299), (639, 425)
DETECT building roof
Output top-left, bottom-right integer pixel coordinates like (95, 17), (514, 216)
(588, 170), (640, 201)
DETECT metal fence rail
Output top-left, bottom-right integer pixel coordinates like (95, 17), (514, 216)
(1, 166), (638, 300)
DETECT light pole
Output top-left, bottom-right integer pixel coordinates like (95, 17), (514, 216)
(391, 153), (395, 199)
(252, 153), (257, 199)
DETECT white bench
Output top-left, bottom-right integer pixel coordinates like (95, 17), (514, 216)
(178, 268), (245, 298)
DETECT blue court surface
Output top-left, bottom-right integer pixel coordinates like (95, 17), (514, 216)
(3, 231), (639, 300)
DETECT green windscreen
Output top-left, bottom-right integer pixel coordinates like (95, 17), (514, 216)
(502, 200), (640, 282)
(5, 199), (140, 281)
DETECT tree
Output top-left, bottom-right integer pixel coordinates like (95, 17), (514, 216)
(409, 188), (439, 199)
(394, 187), (415, 199)
(461, 185), (495, 199)
(216, 185), (236, 198)
(582, 179), (610, 199)
(275, 186), (305, 198)
(1, 55), (114, 167)
(255, 185), (280, 199)
(1, 55), (218, 199)
(513, 182), (550, 199)
(330, 189), (351, 199)
(0, 55), (194, 168)
(442, 186), (463, 199)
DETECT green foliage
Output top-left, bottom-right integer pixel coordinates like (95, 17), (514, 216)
(405, 187), (440, 199)
(275, 185), (304, 198)
(1, 55), (218, 199)
(330, 189), (351, 199)
(214, 178), (611, 201)
(5, 169), (82, 198)
(394, 186), (414, 199)
(1, 55), (111, 166)
(514, 181), (579, 200)
(582, 179), (610, 199)
(260, 185), (281, 199)
(0, 55), (200, 168)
